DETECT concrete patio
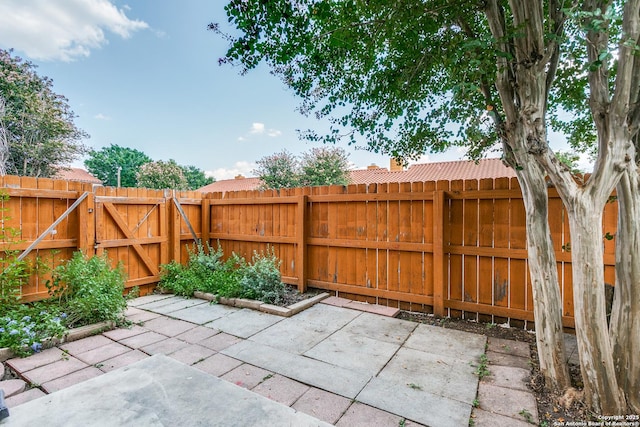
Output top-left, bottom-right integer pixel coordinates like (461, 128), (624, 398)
(1, 294), (539, 426)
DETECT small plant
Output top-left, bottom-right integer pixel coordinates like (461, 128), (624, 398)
(399, 418), (406, 427)
(473, 354), (490, 379)
(48, 251), (127, 328)
(518, 409), (534, 424)
(472, 398), (479, 408)
(407, 383), (423, 390)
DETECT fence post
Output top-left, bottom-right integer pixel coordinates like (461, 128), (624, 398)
(201, 196), (210, 250)
(296, 194), (308, 293)
(78, 191), (96, 256)
(168, 192), (181, 264)
(433, 189), (445, 316)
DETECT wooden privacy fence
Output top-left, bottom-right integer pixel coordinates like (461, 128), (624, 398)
(2, 175), (618, 328)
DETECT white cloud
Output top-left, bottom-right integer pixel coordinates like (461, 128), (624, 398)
(0, 0), (148, 62)
(250, 122), (265, 134)
(241, 122), (281, 139)
(207, 161), (256, 181)
(94, 113), (111, 120)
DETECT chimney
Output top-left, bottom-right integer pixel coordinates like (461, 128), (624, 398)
(235, 174), (245, 180)
(390, 158), (404, 171)
(367, 163), (379, 170)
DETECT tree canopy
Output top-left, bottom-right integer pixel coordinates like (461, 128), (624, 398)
(84, 144), (152, 187)
(0, 48), (86, 177)
(180, 164), (215, 190)
(136, 159), (188, 190)
(253, 147), (350, 189)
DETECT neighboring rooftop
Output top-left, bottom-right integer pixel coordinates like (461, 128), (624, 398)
(198, 158), (516, 193)
(54, 167), (102, 184)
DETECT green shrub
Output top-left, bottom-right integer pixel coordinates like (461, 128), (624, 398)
(238, 248), (284, 304)
(208, 253), (246, 298)
(159, 243), (225, 297)
(48, 252), (127, 328)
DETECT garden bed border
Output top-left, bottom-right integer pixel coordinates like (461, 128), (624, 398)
(193, 291), (330, 317)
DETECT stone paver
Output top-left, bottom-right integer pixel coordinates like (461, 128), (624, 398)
(41, 366), (103, 393)
(357, 376), (472, 427)
(292, 387), (352, 425)
(60, 335), (113, 355)
(221, 363), (272, 390)
(144, 298), (208, 315)
(140, 337), (190, 356)
(320, 296), (351, 307)
(303, 329), (401, 375)
(6, 348), (66, 373)
(117, 331), (167, 349)
(335, 402), (404, 427)
(22, 357), (88, 385)
(173, 325), (219, 344)
(126, 294), (174, 307)
(5, 388), (46, 408)
(168, 344), (216, 366)
(477, 383), (539, 425)
(488, 337), (530, 358)
(223, 340), (372, 399)
(74, 342), (131, 365)
(484, 365), (531, 392)
(486, 350), (531, 370)
(250, 318), (336, 354)
(343, 301), (400, 317)
(0, 379), (26, 397)
(126, 310), (162, 324)
(168, 302), (237, 324)
(340, 312), (417, 344)
(193, 353), (243, 377)
(404, 323), (487, 363)
(206, 308), (283, 338)
(252, 374), (310, 406)
(129, 295), (185, 310)
(138, 316), (195, 337)
(98, 350), (149, 373)
(102, 325), (147, 341)
(198, 332), (242, 351)
(473, 408), (534, 427)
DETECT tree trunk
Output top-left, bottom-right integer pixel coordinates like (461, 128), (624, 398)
(567, 198), (627, 414)
(610, 169), (640, 413)
(516, 161), (571, 393)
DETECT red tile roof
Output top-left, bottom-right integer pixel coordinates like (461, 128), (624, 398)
(199, 176), (262, 193)
(198, 158), (515, 193)
(349, 158), (515, 184)
(54, 168), (102, 184)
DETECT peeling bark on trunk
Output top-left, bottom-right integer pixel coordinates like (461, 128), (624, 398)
(516, 161), (571, 392)
(567, 199), (627, 414)
(611, 169), (640, 414)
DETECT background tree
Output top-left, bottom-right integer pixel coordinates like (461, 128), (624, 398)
(299, 147), (350, 187)
(215, 0), (640, 413)
(84, 144), (151, 187)
(136, 159), (187, 190)
(0, 48), (86, 177)
(253, 150), (301, 189)
(180, 164), (215, 190)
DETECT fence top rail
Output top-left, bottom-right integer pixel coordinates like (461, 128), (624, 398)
(95, 196), (166, 205)
(209, 196), (300, 206)
(0, 187), (83, 199)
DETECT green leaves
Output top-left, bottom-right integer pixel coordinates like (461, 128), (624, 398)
(0, 48), (86, 177)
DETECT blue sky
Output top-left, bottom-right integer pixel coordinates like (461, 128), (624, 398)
(1, 1), (575, 180)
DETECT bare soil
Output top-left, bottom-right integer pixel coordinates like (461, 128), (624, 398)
(398, 311), (593, 425)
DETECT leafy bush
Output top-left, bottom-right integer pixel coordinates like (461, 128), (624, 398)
(238, 248), (284, 304)
(48, 252), (127, 328)
(159, 244), (286, 304)
(0, 303), (66, 357)
(159, 243), (225, 296)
